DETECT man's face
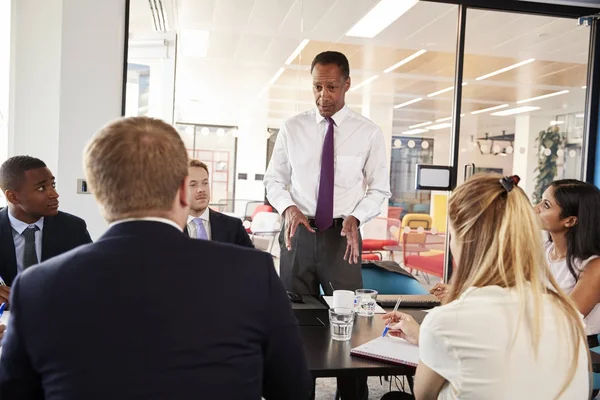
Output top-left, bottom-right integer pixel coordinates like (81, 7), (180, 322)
(188, 166), (210, 213)
(8, 167), (59, 218)
(312, 63), (350, 118)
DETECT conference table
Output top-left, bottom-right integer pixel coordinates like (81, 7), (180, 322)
(295, 297), (600, 399)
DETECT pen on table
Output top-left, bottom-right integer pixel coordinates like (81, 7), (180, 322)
(382, 296), (402, 337)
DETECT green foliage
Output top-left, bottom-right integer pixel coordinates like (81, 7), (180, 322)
(533, 125), (564, 204)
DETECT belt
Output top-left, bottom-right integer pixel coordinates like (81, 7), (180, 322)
(306, 218), (344, 231)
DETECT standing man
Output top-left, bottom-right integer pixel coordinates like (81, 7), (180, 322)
(0, 117), (311, 399)
(184, 159), (254, 248)
(0, 156), (92, 302)
(265, 51), (391, 296)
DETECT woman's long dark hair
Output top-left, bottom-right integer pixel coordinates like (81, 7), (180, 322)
(550, 179), (600, 282)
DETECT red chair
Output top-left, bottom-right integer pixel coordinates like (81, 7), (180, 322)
(360, 217), (401, 260)
(402, 230), (445, 283)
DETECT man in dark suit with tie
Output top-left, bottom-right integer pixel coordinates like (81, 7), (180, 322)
(184, 159), (254, 248)
(0, 156), (92, 303)
(0, 117), (311, 399)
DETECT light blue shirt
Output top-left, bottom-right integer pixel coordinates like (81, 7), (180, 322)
(7, 212), (44, 273)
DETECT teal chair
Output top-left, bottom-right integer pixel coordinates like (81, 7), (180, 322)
(361, 267), (428, 295)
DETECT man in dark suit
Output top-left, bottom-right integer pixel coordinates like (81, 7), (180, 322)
(184, 159), (254, 248)
(0, 156), (92, 301)
(0, 117), (311, 399)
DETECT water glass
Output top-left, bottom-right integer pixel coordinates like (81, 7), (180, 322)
(329, 307), (355, 341)
(355, 289), (378, 317)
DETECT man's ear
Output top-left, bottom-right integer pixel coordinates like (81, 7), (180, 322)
(344, 76), (351, 93)
(4, 190), (19, 206)
(178, 176), (190, 208)
(565, 216), (578, 228)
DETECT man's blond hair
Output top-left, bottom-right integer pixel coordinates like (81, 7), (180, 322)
(189, 159), (209, 176)
(84, 117), (188, 222)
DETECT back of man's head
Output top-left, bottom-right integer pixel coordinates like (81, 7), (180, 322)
(0, 156), (47, 192)
(84, 117), (188, 223)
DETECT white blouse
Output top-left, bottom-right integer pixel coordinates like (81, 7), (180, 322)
(545, 242), (600, 335)
(419, 285), (589, 400)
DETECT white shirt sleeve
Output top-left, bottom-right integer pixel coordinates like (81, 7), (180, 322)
(419, 311), (460, 384)
(264, 125), (296, 215)
(350, 127), (391, 225)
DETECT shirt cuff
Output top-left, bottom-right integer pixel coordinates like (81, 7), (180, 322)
(270, 197), (296, 216)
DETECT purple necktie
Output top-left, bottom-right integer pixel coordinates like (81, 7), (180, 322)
(315, 117), (335, 231)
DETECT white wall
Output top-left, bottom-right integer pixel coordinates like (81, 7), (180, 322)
(0, 0), (10, 168)
(9, 0), (126, 239)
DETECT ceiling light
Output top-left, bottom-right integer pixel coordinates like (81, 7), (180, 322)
(549, 120), (564, 125)
(394, 97), (422, 109)
(350, 75), (379, 91)
(517, 90), (569, 104)
(216, 128), (225, 136)
(427, 82), (468, 98)
(576, 113), (584, 118)
(402, 128), (428, 135)
(346, 0), (418, 38)
(470, 104), (509, 115)
(427, 122), (452, 130)
(285, 39), (310, 65)
(491, 106), (540, 116)
(384, 49), (427, 73)
(475, 58), (535, 81)
(409, 121), (432, 129)
(268, 67), (285, 85)
(200, 127), (209, 135)
(582, 86), (587, 89)
(181, 30), (210, 57)
(435, 114), (464, 122)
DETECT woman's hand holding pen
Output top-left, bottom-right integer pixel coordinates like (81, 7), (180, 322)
(0, 285), (10, 305)
(381, 311), (420, 345)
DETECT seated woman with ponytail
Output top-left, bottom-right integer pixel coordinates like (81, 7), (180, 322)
(382, 174), (589, 400)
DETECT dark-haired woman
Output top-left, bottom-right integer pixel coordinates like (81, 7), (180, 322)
(534, 179), (600, 345)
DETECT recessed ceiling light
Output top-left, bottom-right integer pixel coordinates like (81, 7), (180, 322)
(181, 30), (210, 57)
(402, 128), (428, 135)
(285, 39), (310, 65)
(491, 106), (540, 116)
(582, 86), (587, 89)
(549, 120), (564, 125)
(427, 122), (452, 130)
(576, 113), (585, 118)
(384, 49), (427, 73)
(475, 58), (535, 81)
(350, 75), (379, 91)
(427, 82), (468, 98)
(409, 121), (432, 129)
(394, 97), (422, 109)
(435, 114), (464, 122)
(470, 104), (509, 115)
(516, 90), (569, 104)
(346, 0), (418, 38)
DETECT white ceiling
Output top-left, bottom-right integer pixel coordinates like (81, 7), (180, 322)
(128, 0), (592, 137)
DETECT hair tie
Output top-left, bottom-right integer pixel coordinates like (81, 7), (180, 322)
(500, 175), (520, 192)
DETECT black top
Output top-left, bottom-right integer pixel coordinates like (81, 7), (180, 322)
(0, 207), (92, 286)
(0, 221), (311, 400)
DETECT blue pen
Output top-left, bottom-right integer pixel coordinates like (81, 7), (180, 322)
(382, 296), (402, 337)
(0, 302), (7, 319)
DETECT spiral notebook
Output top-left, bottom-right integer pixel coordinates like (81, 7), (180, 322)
(350, 336), (419, 367)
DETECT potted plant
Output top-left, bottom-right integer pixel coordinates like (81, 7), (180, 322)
(532, 125), (564, 204)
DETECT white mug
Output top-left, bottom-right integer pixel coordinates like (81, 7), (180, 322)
(332, 290), (356, 310)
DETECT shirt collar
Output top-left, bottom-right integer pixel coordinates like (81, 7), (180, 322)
(187, 208), (210, 224)
(110, 217), (183, 232)
(315, 104), (349, 127)
(8, 211), (44, 235)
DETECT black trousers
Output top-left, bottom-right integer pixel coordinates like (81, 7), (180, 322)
(280, 220), (366, 399)
(279, 219), (363, 295)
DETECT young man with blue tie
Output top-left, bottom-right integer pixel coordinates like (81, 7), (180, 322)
(0, 156), (92, 304)
(185, 159), (254, 248)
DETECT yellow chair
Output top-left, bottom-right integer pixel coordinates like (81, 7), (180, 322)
(401, 213), (432, 229)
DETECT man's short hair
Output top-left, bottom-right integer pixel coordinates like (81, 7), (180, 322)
(0, 156), (47, 192)
(310, 51), (350, 79)
(189, 159), (209, 177)
(84, 117), (188, 222)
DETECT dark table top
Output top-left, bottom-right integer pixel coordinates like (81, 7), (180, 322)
(300, 307), (425, 378)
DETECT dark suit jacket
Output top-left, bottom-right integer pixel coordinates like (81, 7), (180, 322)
(0, 221), (311, 400)
(184, 209), (254, 248)
(0, 208), (92, 286)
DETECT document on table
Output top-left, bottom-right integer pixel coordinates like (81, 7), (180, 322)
(322, 296), (387, 314)
(351, 335), (419, 366)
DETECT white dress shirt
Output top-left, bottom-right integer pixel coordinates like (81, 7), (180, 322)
(264, 105), (391, 225)
(186, 208), (212, 240)
(419, 285), (589, 399)
(8, 212), (44, 273)
(109, 217), (183, 232)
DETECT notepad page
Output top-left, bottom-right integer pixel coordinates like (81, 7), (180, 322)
(352, 336), (420, 365)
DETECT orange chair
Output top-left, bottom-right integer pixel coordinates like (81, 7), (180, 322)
(361, 217), (401, 260)
(402, 229), (445, 283)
